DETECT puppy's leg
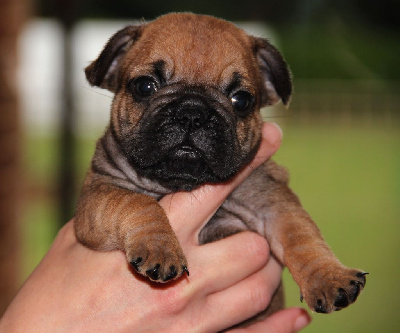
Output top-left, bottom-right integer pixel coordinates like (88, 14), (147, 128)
(74, 173), (188, 282)
(220, 160), (366, 313)
(267, 198), (367, 313)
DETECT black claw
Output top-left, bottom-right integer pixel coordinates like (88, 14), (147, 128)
(163, 266), (178, 282)
(182, 265), (190, 277)
(314, 306), (327, 313)
(314, 299), (327, 313)
(357, 280), (365, 288)
(130, 257), (142, 271)
(300, 294), (304, 303)
(146, 264), (161, 280)
(334, 288), (349, 308)
(349, 281), (361, 302)
(356, 272), (368, 286)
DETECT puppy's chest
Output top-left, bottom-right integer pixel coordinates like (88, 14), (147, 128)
(198, 163), (282, 244)
(198, 194), (268, 245)
(225, 196), (265, 229)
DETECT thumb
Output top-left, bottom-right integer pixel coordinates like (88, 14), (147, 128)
(229, 307), (311, 333)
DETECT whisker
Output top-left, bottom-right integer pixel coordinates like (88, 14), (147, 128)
(189, 191), (201, 204)
(81, 85), (113, 99)
(168, 192), (176, 211)
(247, 163), (256, 172)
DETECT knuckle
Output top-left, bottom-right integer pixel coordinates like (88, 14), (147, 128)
(246, 273), (274, 314)
(243, 232), (270, 262)
(155, 282), (191, 316)
(249, 286), (271, 314)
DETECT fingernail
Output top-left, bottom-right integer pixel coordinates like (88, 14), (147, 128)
(262, 122), (283, 147)
(294, 309), (311, 331)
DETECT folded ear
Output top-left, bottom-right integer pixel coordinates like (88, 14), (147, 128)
(253, 37), (292, 106)
(85, 25), (143, 92)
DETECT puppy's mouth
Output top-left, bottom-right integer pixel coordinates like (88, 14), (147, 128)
(144, 145), (213, 191)
(169, 146), (203, 167)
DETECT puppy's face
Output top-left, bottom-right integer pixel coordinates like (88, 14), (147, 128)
(86, 13), (292, 191)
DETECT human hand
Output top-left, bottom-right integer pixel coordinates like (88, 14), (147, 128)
(0, 122), (311, 332)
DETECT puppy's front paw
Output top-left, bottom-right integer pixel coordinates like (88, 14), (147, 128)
(301, 267), (367, 313)
(127, 242), (189, 283)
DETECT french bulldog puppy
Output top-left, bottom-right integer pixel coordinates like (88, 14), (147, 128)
(75, 13), (366, 315)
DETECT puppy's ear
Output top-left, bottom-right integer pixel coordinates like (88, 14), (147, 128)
(85, 25), (143, 92)
(253, 37), (292, 106)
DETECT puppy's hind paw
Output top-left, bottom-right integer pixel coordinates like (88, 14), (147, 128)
(301, 268), (367, 313)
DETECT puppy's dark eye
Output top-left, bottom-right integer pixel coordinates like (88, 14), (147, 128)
(231, 91), (254, 115)
(132, 76), (158, 97)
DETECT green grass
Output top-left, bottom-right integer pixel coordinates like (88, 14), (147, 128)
(21, 122), (399, 332)
(20, 134), (98, 281)
(275, 123), (400, 333)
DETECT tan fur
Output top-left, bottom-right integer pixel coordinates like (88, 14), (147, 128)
(75, 13), (366, 318)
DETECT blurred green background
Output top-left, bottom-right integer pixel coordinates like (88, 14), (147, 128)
(2, 0), (400, 332)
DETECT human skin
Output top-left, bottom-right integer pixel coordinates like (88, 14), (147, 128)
(0, 122), (311, 332)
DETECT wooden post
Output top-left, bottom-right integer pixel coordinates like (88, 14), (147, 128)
(0, 0), (29, 315)
(56, 0), (78, 227)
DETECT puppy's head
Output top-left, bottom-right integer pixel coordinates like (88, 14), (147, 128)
(86, 13), (292, 191)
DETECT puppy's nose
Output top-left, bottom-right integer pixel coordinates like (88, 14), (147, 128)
(175, 107), (207, 131)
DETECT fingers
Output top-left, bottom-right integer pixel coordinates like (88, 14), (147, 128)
(204, 257), (283, 332)
(160, 122), (283, 244)
(185, 232), (271, 294)
(228, 308), (311, 333)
